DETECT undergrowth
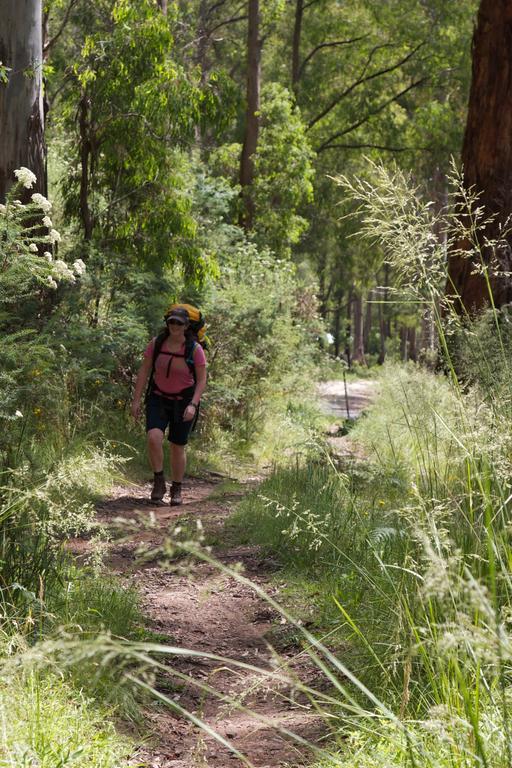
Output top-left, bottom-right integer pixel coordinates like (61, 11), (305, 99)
(0, 671), (132, 767)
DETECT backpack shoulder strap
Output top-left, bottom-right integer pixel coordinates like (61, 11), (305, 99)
(185, 339), (198, 382)
(146, 330), (169, 400)
(152, 330), (169, 365)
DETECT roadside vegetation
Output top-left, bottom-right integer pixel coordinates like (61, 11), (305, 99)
(2, 1), (511, 765)
(229, 168), (512, 767)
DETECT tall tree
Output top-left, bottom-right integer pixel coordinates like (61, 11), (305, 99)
(0, 0), (46, 201)
(239, 0), (261, 229)
(446, 0), (512, 313)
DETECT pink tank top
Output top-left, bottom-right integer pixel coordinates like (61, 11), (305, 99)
(144, 338), (206, 395)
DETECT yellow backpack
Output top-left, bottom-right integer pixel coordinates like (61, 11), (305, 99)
(164, 303), (208, 347)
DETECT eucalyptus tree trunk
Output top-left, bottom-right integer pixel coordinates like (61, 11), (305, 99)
(363, 290), (372, 354)
(239, 0), (261, 230)
(157, 0), (168, 14)
(446, 0), (512, 312)
(0, 0), (46, 201)
(408, 326), (417, 362)
(291, 0), (304, 92)
(352, 292), (366, 365)
(377, 301), (386, 364)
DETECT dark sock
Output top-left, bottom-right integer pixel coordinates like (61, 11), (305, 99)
(171, 481), (182, 488)
(154, 470), (164, 478)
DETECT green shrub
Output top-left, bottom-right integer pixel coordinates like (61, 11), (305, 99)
(0, 671), (131, 767)
(0, 445), (123, 614)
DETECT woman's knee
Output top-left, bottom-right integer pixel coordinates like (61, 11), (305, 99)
(147, 428), (164, 448)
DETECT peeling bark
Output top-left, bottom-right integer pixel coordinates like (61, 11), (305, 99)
(447, 0), (512, 313)
(0, 0), (46, 201)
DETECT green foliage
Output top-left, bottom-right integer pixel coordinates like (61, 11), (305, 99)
(0, 446), (123, 612)
(451, 307), (512, 413)
(200, 243), (322, 454)
(253, 83), (315, 256)
(53, 0), (230, 281)
(0, 175), (86, 462)
(0, 671), (131, 767)
(231, 357), (512, 765)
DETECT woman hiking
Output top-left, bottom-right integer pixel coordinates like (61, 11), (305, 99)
(131, 306), (207, 505)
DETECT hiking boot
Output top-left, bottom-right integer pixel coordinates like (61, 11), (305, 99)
(151, 472), (166, 502)
(170, 482), (183, 506)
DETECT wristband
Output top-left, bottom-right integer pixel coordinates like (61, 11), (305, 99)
(189, 402), (198, 410)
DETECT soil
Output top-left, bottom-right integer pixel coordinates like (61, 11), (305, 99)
(71, 379), (376, 767)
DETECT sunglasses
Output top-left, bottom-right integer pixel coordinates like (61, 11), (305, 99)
(167, 318), (185, 326)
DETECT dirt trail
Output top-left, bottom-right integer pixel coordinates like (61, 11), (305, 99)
(87, 480), (324, 768)
(75, 378), (377, 767)
(318, 378), (377, 420)
(318, 378), (378, 457)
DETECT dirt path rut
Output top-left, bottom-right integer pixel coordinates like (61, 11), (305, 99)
(91, 480), (323, 767)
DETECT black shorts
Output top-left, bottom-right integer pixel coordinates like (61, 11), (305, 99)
(145, 392), (195, 446)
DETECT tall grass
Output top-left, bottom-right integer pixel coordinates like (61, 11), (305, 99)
(0, 670), (132, 767)
(223, 166), (512, 766)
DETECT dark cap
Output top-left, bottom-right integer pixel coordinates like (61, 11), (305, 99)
(165, 307), (189, 325)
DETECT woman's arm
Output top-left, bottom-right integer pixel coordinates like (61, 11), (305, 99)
(191, 364), (207, 406)
(183, 364), (207, 422)
(131, 355), (153, 419)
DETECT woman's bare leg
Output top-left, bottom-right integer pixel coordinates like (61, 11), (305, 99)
(147, 428), (165, 472)
(170, 442), (186, 482)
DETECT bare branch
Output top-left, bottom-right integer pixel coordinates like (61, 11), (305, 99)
(298, 35), (369, 80)
(206, 0), (230, 19)
(316, 78), (427, 152)
(43, 0), (81, 54)
(208, 14), (248, 36)
(318, 142), (431, 153)
(307, 41), (425, 130)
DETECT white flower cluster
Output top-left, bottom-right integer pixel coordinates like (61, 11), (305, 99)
(14, 167), (36, 189)
(32, 192), (52, 213)
(53, 259), (76, 283)
(73, 258), (86, 275)
(47, 258), (86, 288)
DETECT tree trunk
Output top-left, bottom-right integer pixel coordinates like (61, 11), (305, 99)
(408, 326), (417, 362)
(196, 0), (210, 85)
(446, 0), (512, 313)
(291, 0), (303, 92)
(79, 93), (93, 242)
(352, 291), (366, 365)
(0, 0), (46, 201)
(345, 290), (353, 368)
(400, 326), (408, 362)
(363, 290), (372, 354)
(157, 0), (168, 14)
(333, 302), (341, 358)
(239, 0), (261, 230)
(377, 299), (386, 364)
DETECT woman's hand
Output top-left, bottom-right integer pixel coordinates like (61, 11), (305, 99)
(131, 399), (141, 420)
(183, 404), (197, 422)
